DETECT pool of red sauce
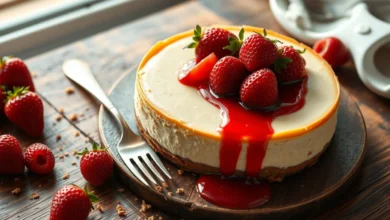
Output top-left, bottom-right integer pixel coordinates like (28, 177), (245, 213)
(178, 59), (308, 209)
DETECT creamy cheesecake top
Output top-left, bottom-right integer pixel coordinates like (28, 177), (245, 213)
(136, 25), (340, 140)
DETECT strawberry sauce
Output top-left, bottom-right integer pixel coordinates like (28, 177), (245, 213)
(178, 59), (308, 208)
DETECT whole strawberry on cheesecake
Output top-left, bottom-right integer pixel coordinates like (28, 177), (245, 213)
(135, 25), (340, 181)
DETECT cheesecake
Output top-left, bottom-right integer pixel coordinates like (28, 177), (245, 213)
(134, 25), (340, 181)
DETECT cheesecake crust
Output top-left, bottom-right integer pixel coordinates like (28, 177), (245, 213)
(136, 116), (330, 182)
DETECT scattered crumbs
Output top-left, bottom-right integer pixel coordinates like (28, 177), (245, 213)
(69, 114), (78, 121)
(65, 87), (74, 94)
(12, 188), (21, 195)
(74, 131), (80, 137)
(84, 138), (89, 143)
(308, 151), (312, 156)
(56, 135), (61, 141)
(140, 200), (152, 213)
(147, 216), (155, 220)
(167, 192), (173, 197)
(58, 154), (64, 159)
(177, 169), (184, 175)
(14, 177), (20, 182)
(63, 172), (70, 180)
(31, 72), (37, 78)
(176, 188), (184, 194)
(59, 108), (64, 114)
(76, 155), (80, 159)
(72, 150), (78, 155)
(58, 147), (63, 151)
(64, 152), (69, 157)
(155, 185), (162, 193)
(30, 192), (39, 200)
(96, 204), (104, 213)
(85, 107), (89, 111)
(162, 182), (168, 188)
(79, 113), (85, 117)
(117, 188), (125, 193)
(72, 161), (77, 166)
(116, 204), (126, 216)
(55, 115), (62, 121)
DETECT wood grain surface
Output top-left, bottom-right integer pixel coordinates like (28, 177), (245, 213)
(0, 0), (389, 219)
(99, 71), (366, 219)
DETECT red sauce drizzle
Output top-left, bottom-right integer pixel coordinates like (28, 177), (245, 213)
(178, 60), (308, 208)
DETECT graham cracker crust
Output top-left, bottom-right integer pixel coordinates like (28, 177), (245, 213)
(136, 116), (329, 182)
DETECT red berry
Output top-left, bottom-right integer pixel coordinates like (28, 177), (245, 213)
(50, 185), (98, 220)
(24, 143), (55, 175)
(240, 68), (278, 109)
(239, 33), (278, 72)
(4, 87), (44, 137)
(0, 57), (35, 92)
(274, 46), (307, 83)
(313, 37), (349, 68)
(186, 25), (237, 63)
(79, 143), (113, 186)
(178, 53), (218, 87)
(0, 134), (24, 174)
(210, 56), (248, 96)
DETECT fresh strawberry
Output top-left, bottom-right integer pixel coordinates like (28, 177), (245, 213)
(24, 143), (55, 175)
(79, 143), (113, 186)
(0, 134), (24, 174)
(239, 30), (279, 72)
(185, 25), (237, 63)
(50, 185), (99, 220)
(0, 57), (35, 92)
(313, 37), (350, 68)
(4, 87), (44, 137)
(274, 46), (307, 83)
(179, 53), (218, 87)
(240, 68), (278, 109)
(209, 56), (248, 96)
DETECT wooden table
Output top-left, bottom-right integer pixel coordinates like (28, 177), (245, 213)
(1, 1), (389, 219)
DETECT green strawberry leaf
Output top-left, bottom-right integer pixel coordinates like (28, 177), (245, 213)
(184, 24), (203, 49)
(274, 57), (292, 73)
(297, 48), (306, 54)
(254, 29), (283, 45)
(223, 28), (245, 55)
(84, 185), (99, 211)
(77, 147), (89, 156)
(6, 86), (30, 101)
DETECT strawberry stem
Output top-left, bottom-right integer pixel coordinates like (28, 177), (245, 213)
(224, 27), (245, 55)
(184, 24), (203, 49)
(0, 56), (12, 68)
(6, 86), (30, 101)
(83, 185), (99, 211)
(77, 142), (106, 156)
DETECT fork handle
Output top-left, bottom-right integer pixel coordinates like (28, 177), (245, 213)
(62, 59), (128, 134)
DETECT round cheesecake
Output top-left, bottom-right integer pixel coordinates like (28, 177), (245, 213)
(134, 25), (340, 181)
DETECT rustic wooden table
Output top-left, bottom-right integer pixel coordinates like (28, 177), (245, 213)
(1, 1), (389, 219)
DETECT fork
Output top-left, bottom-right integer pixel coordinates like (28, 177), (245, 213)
(62, 59), (171, 187)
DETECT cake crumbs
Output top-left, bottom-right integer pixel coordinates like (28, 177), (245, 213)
(162, 182), (168, 188)
(72, 150), (78, 155)
(79, 113), (85, 117)
(55, 115), (63, 121)
(56, 135), (61, 141)
(140, 200), (152, 213)
(14, 177), (20, 182)
(84, 138), (89, 143)
(63, 172), (70, 180)
(64, 152), (69, 157)
(69, 114), (78, 121)
(58, 147), (63, 151)
(117, 188), (125, 193)
(177, 169), (184, 175)
(72, 161), (77, 166)
(116, 204), (126, 216)
(76, 155), (79, 159)
(74, 131), (80, 137)
(58, 154), (64, 159)
(176, 188), (184, 194)
(65, 87), (74, 94)
(59, 108), (64, 114)
(167, 192), (173, 196)
(12, 188), (21, 195)
(30, 192), (39, 200)
(96, 204), (104, 213)
(155, 185), (163, 193)
(31, 72), (37, 78)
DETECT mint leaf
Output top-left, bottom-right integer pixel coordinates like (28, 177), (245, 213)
(183, 42), (197, 49)
(274, 57), (292, 73)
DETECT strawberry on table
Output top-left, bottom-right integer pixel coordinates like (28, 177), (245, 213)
(240, 68), (278, 109)
(50, 185), (99, 220)
(79, 143), (113, 186)
(0, 134), (24, 175)
(24, 143), (55, 175)
(210, 56), (248, 96)
(0, 57), (35, 92)
(313, 37), (350, 68)
(185, 25), (238, 63)
(274, 46), (307, 83)
(239, 29), (279, 72)
(4, 87), (44, 137)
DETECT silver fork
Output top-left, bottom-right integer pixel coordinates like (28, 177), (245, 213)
(62, 59), (171, 187)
